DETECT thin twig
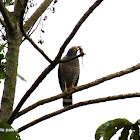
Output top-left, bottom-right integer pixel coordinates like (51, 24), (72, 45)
(28, 17), (42, 36)
(17, 92), (140, 133)
(16, 63), (140, 119)
(21, 32), (53, 63)
(18, 0), (52, 63)
(24, 0), (54, 32)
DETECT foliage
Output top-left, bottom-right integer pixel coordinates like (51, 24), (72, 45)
(0, 121), (21, 140)
(95, 118), (140, 140)
(0, 43), (6, 83)
(0, 44), (26, 83)
(17, 73), (27, 82)
(3, 0), (15, 7)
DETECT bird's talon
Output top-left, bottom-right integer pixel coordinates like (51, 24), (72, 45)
(72, 84), (77, 90)
(64, 88), (68, 93)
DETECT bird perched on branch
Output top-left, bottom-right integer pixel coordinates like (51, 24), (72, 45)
(58, 46), (81, 107)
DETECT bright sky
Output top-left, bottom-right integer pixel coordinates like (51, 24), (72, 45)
(1, 0), (140, 139)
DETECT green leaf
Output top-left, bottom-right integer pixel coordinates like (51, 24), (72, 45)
(119, 126), (131, 140)
(135, 119), (140, 125)
(0, 63), (6, 67)
(17, 73), (27, 82)
(0, 71), (5, 79)
(130, 125), (140, 140)
(103, 119), (131, 140)
(95, 120), (113, 140)
(0, 122), (21, 140)
(104, 128), (119, 140)
(0, 44), (6, 52)
(5, 0), (14, 6)
(95, 118), (132, 140)
(0, 54), (4, 61)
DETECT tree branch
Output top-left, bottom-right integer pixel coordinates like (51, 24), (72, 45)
(54, 0), (104, 61)
(17, 92), (140, 133)
(7, 0), (104, 125)
(14, 0), (28, 22)
(20, 24), (53, 63)
(16, 63), (140, 119)
(24, 0), (53, 32)
(0, 1), (14, 30)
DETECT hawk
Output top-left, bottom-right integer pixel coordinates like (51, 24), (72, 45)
(58, 46), (80, 107)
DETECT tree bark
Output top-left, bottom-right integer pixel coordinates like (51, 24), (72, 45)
(0, 16), (22, 122)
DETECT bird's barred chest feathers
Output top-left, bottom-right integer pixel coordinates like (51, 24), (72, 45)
(60, 62), (79, 80)
(59, 59), (80, 89)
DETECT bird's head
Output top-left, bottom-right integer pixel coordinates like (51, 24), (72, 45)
(66, 46), (80, 56)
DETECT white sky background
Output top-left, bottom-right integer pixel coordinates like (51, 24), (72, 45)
(1, 0), (140, 139)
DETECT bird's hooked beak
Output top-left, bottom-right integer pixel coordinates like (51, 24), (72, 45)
(75, 46), (83, 54)
(74, 46), (81, 52)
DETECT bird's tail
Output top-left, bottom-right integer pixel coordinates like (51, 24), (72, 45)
(63, 95), (72, 107)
